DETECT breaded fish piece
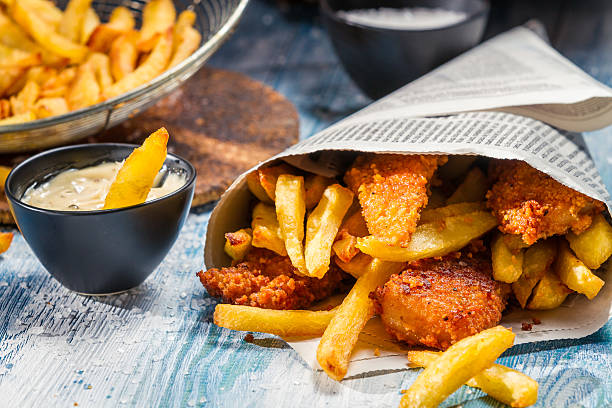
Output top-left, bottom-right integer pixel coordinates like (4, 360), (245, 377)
(372, 254), (509, 350)
(344, 154), (447, 247)
(486, 160), (605, 245)
(198, 248), (348, 310)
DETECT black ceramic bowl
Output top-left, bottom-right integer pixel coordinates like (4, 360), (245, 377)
(320, 0), (489, 99)
(5, 144), (196, 295)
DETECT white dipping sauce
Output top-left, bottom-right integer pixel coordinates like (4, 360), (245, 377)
(21, 162), (186, 211)
(337, 7), (468, 30)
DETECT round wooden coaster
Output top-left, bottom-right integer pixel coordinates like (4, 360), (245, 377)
(0, 67), (299, 223)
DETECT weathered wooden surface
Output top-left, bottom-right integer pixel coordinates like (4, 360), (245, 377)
(0, 0), (611, 407)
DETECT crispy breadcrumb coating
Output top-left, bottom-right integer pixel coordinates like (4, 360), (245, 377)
(344, 154), (447, 247)
(372, 254), (509, 350)
(198, 248), (349, 309)
(486, 160), (605, 245)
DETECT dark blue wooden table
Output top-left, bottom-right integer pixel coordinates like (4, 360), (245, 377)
(0, 1), (610, 406)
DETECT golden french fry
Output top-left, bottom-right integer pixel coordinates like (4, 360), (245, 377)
(246, 171), (273, 203)
(317, 259), (405, 381)
(258, 164), (296, 201)
(9, 80), (39, 115)
(334, 253), (373, 279)
(566, 213), (612, 269)
(103, 128), (169, 209)
(0, 231), (13, 253)
(400, 326), (515, 408)
(87, 53), (113, 91)
(224, 228), (253, 262)
(33, 97), (68, 118)
(80, 7), (100, 44)
(446, 167), (488, 204)
(356, 211), (497, 262)
(492, 233), (525, 283)
(138, 0), (176, 51)
(275, 174), (307, 273)
(104, 30), (172, 99)
(527, 268), (572, 310)
(168, 25), (200, 68)
(512, 238), (557, 308)
(555, 240), (604, 300)
(438, 155), (477, 181)
(251, 202), (287, 256)
(23, 66), (58, 87)
(305, 184), (354, 277)
(25, 0), (63, 28)
(0, 68), (25, 97)
(0, 165), (10, 192)
(58, 0), (93, 42)
(214, 304), (334, 337)
(87, 6), (135, 52)
(406, 350), (538, 408)
(11, 1), (88, 63)
(108, 32), (138, 82)
(0, 11), (67, 68)
(0, 44), (41, 68)
(0, 111), (35, 125)
(109, 5), (135, 29)
(66, 62), (100, 110)
(419, 202), (486, 224)
(42, 66), (77, 92)
(303, 175), (334, 209)
(174, 9), (196, 35)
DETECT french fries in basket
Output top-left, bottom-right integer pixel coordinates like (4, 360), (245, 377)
(356, 211), (497, 262)
(406, 348), (538, 407)
(11, 1), (88, 63)
(57, 0), (93, 43)
(305, 184), (353, 277)
(400, 326), (515, 408)
(317, 258), (405, 381)
(0, 0), (200, 125)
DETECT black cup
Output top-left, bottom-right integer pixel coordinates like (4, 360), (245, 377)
(5, 144), (196, 295)
(320, 0), (489, 99)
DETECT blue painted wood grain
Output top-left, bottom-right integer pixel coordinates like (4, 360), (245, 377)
(0, 0), (611, 406)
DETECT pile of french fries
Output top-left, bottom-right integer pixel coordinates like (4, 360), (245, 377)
(0, 0), (201, 125)
(213, 156), (611, 407)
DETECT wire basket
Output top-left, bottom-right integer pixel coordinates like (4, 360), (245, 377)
(0, 0), (249, 153)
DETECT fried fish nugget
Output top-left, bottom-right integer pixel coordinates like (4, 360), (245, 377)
(344, 154), (447, 247)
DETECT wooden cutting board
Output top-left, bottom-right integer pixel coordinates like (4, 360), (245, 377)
(0, 67), (299, 223)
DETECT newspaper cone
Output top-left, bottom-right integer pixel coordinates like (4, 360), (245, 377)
(204, 26), (612, 376)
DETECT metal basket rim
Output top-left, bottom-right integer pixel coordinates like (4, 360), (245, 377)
(0, 0), (250, 134)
